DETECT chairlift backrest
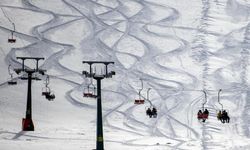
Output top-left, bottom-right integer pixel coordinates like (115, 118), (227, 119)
(8, 31), (16, 43)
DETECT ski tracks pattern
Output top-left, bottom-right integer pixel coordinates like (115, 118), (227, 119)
(2, 0), (250, 149)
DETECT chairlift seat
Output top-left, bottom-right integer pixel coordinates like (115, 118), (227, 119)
(84, 92), (93, 97)
(134, 99), (144, 104)
(8, 38), (16, 43)
(8, 81), (17, 85)
(42, 91), (50, 96)
(42, 87), (51, 96)
(83, 92), (97, 98)
(197, 113), (208, 120)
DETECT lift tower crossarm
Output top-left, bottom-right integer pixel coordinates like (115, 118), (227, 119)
(82, 61), (115, 78)
(16, 57), (44, 71)
(82, 61), (114, 64)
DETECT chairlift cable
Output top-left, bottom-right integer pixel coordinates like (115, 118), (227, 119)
(146, 88), (250, 92)
(0, 7), (14, 27)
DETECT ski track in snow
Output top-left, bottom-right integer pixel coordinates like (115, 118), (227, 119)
(1, 0), (250, 149)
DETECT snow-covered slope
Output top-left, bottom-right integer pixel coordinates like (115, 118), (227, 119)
(1, 0), (250, 149)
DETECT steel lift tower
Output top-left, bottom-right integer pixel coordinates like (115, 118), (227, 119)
(14, 57), (46, 131)
(82, 61), (115, 150)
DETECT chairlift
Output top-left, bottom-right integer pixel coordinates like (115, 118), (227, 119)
(8, 78), (17, 85)
(42, 87), (51, 96)
(197, 90), (209, 122)
(145, 88), (157, 118)
(8, 23), (16, 43)
(8, 31), (16, 43)
(7, 64), (17, 85)
(134, 79), (144, 104)
(42, 75), (50, 96)
(41, 75), (55, 101)
(83, 79), (97, 98)
(146, 106), (157, 118)
(8, 79), (17, 85)
(216, 89), (230, 123)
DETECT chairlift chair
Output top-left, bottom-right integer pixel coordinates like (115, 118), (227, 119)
(8, 31), (16, 43)
(8, 23), (16, 43)
(83, 84), (97, 98)
(42, 87), (51, 96)
(8, 79), (17, 85)
(8, 34), (16, 43)
(134, 99), (144, 104)
(8, 76), (17, 85)
(145, 88), (157, 118)
(216, 89), (230, 123)
(197, 90), (209, 122)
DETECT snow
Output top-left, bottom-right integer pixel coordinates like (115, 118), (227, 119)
(1, 0), (250, 150)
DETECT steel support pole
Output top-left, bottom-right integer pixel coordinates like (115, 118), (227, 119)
(26, 72), (32, 119)
(95, 76), (104, 150)
(22, 72), (34, 131)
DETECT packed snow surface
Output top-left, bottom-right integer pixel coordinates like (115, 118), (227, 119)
(1, 0), (250, 149)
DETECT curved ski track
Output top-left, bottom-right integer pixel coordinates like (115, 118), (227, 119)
(1, 0), (249, 149)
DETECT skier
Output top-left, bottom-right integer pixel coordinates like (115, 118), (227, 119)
(217, 110), (222, 120)
(146, 108), (152, 118)
(152, 107), (157, 118)
(197, 110), (203, 120)
(221, 110), (230, 123)
(202, 109), (209, 122)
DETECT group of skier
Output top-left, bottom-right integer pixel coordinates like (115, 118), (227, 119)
(197, 109), (230, 123)
(217, 110), (230, 123)
(197, 109), (209, 122)
(146, 107), (157, 118)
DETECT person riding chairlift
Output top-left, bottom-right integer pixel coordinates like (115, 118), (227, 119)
(204, 109), (209, 116)
(152, 107), (157, 118)
(197, 110), (203, 119)
(197, 109), (209, 122)
(217, 110), (222, 120)
(146, 108), (152, 118)
(222, 110), (230, 123)
(217, 110), (230, 123)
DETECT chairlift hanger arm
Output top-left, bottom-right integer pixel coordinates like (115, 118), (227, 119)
(147, 88), (151, 100)
(146, 88), (153, 107)
(8, 64), (13, 75)
(138, 79), (144, 99)
(202, 90), (207, 111)
(12, 23), (15, 32)
(218, 89), (223, 110)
